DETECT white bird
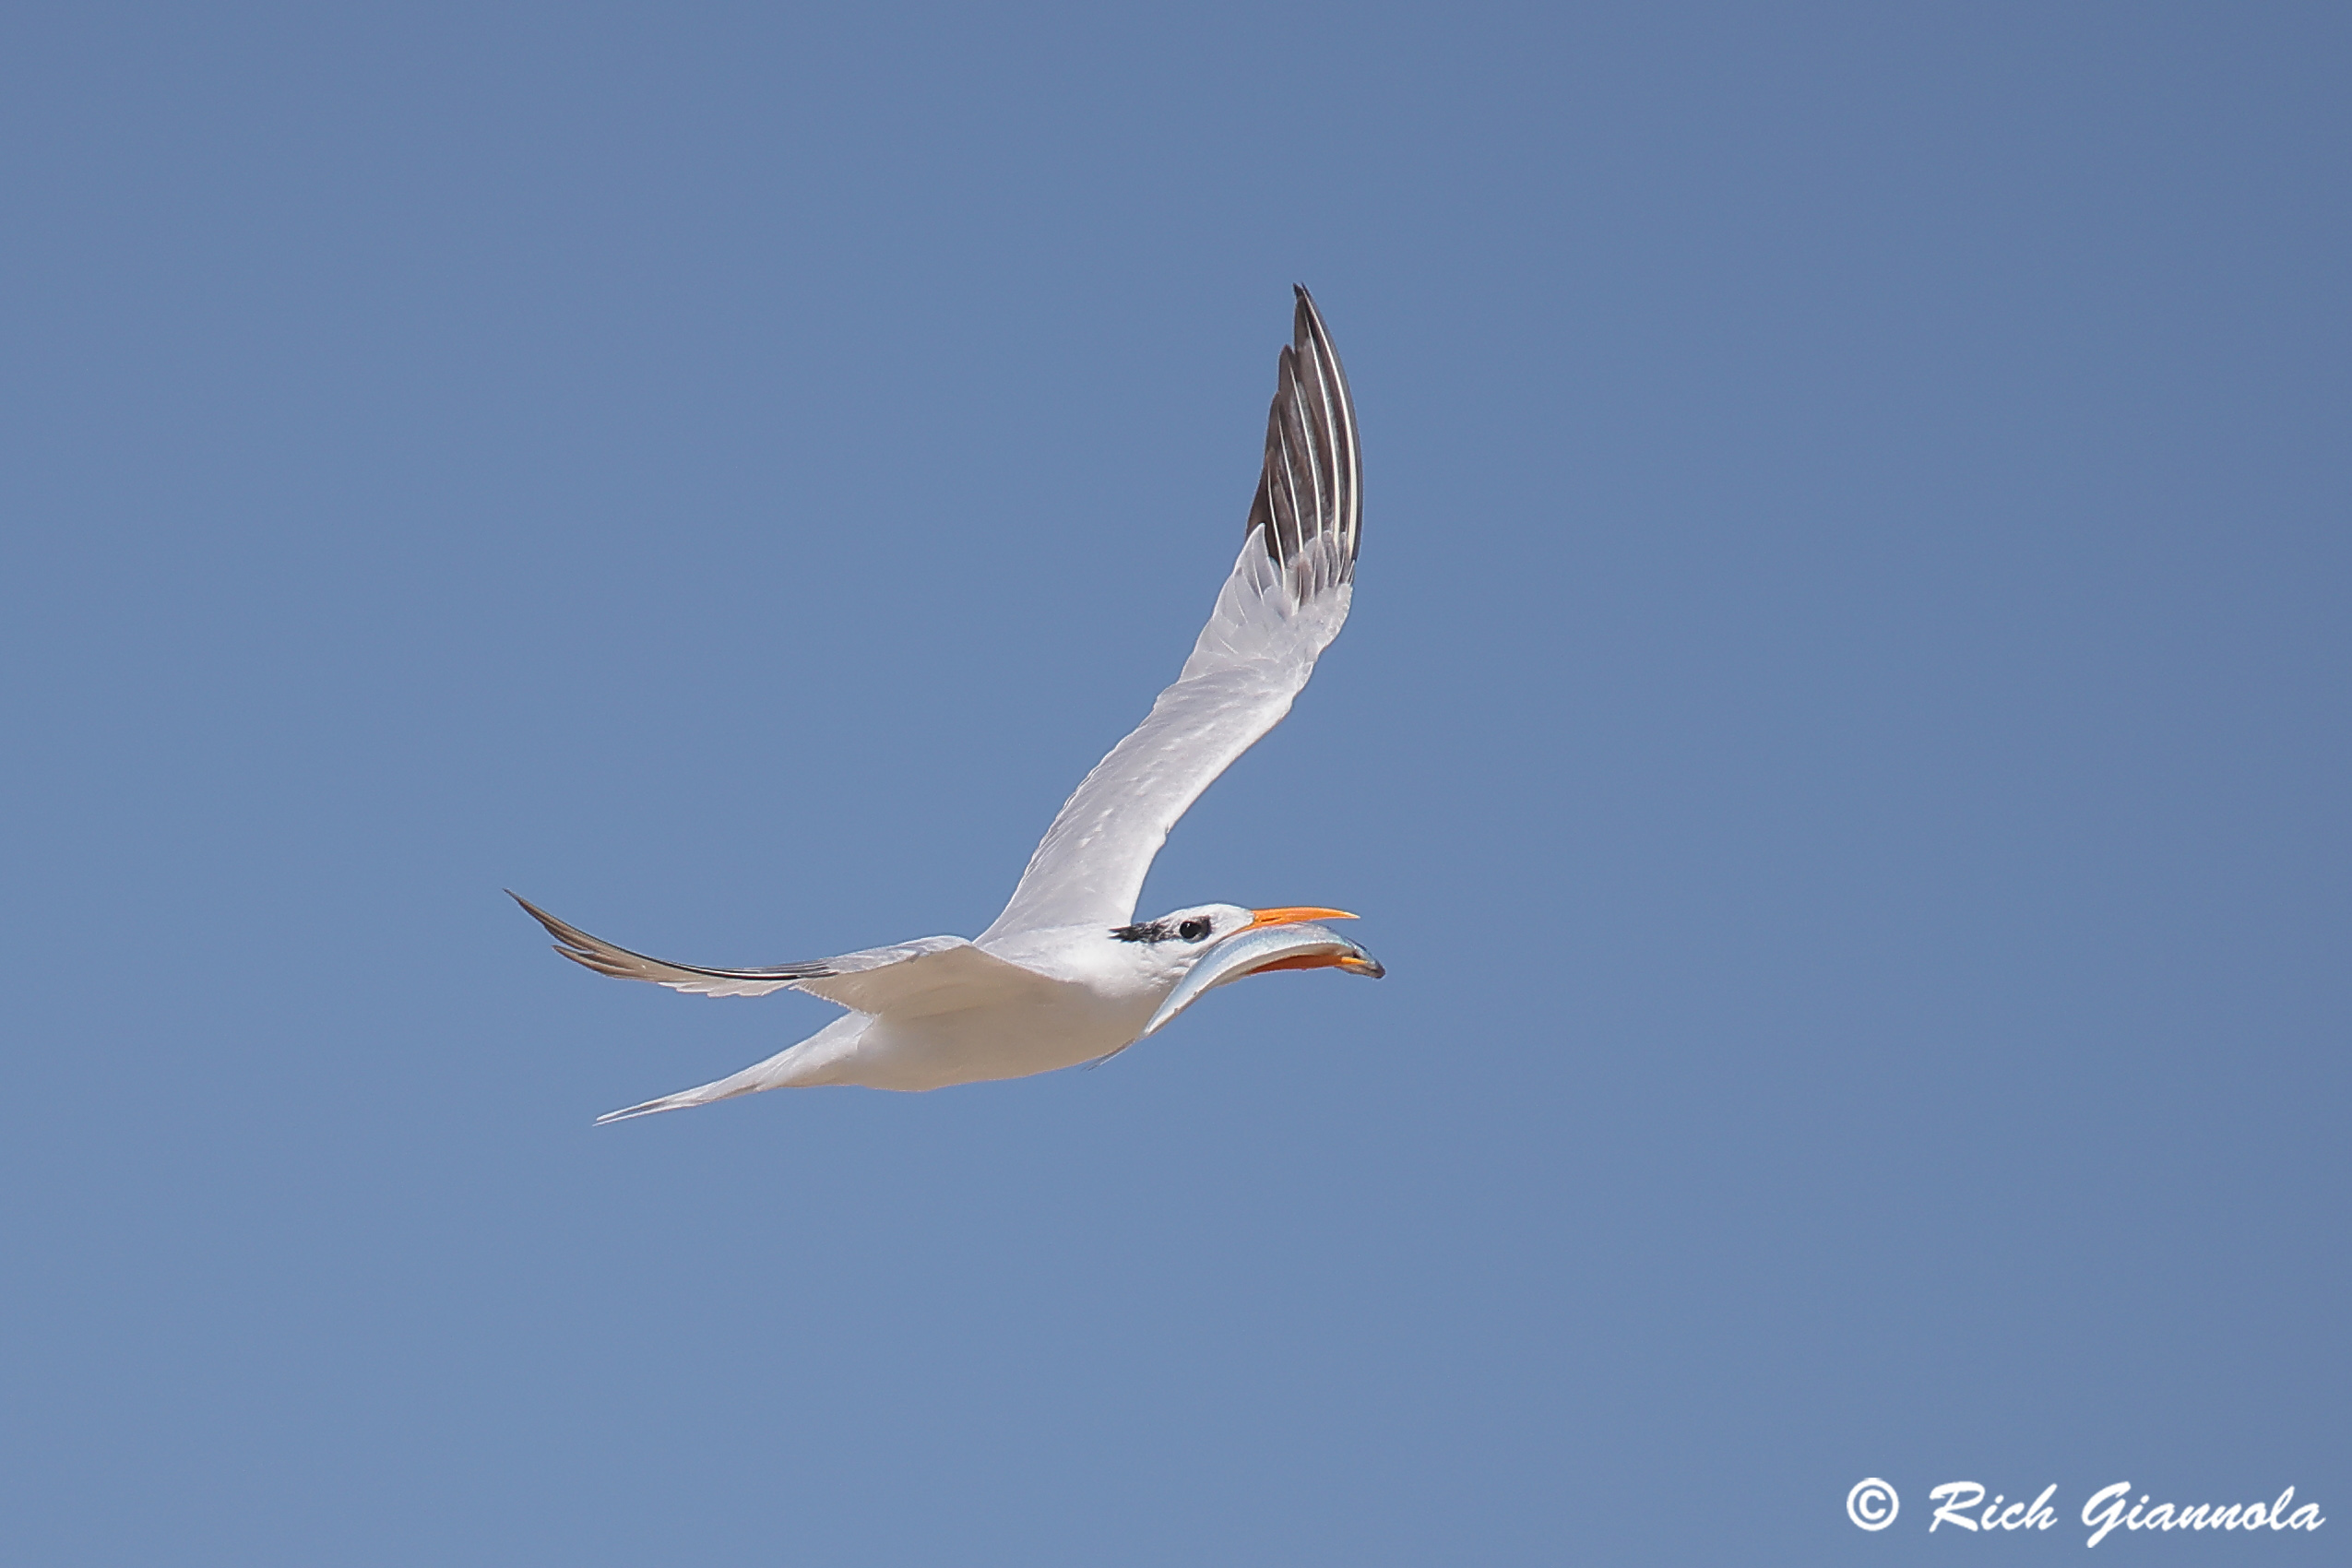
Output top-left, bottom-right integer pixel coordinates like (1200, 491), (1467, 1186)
(516, 287), (1383, 1122)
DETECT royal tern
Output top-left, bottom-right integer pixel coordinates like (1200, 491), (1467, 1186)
(517, 287), (1382, 1121)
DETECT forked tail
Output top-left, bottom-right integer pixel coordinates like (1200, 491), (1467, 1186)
(594, 1015), (869, 1124)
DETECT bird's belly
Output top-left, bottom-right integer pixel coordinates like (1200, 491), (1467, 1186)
(840, 993), (1151, 1091)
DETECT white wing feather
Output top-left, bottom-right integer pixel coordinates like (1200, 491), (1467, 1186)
(511, 893), (1063, 1016)
(980, 287), (1362, 941)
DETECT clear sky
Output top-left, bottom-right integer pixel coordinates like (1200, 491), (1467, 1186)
(3, 3), (2346, 1562)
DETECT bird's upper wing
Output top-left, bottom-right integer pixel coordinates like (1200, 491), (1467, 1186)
(979, 287), (1362, 942)
(513, 894), (1064, 1017)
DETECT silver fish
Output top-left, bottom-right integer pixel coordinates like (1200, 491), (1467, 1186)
(1141, 921), (1385, 1039)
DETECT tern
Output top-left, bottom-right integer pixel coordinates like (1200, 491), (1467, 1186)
(517, 287), (1383, 1122)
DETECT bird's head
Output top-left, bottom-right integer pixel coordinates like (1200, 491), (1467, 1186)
(1108, 903), (1384, 988)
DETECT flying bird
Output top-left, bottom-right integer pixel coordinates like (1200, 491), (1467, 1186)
(516, 287), (1383, 1122)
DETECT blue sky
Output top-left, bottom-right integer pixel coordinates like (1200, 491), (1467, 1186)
(3, 3), (2346, 1562)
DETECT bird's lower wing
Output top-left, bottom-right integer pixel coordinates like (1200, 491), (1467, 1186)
(511, 893), (1059, 1015)
(798, 943), (1068, 1016)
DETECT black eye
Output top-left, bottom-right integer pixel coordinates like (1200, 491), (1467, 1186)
(1177, 918), (1212, 943)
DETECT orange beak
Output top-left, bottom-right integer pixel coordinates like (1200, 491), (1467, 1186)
(1243, 905), (1358, 931)
(1249, 951), (1385, 977)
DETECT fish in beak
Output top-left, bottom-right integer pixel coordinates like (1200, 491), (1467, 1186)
(1141, 919), (1385, 1037)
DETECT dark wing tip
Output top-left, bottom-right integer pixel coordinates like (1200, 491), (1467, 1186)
(1247, 287), (1360, 587)
(1289, 282), (1321, 337)
(508, 890), (639, 978)
(506, 890), (836, 987)
(508, 889), (584, 947)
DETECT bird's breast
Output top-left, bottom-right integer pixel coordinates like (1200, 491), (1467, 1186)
(839, 982), (1158, 1091)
